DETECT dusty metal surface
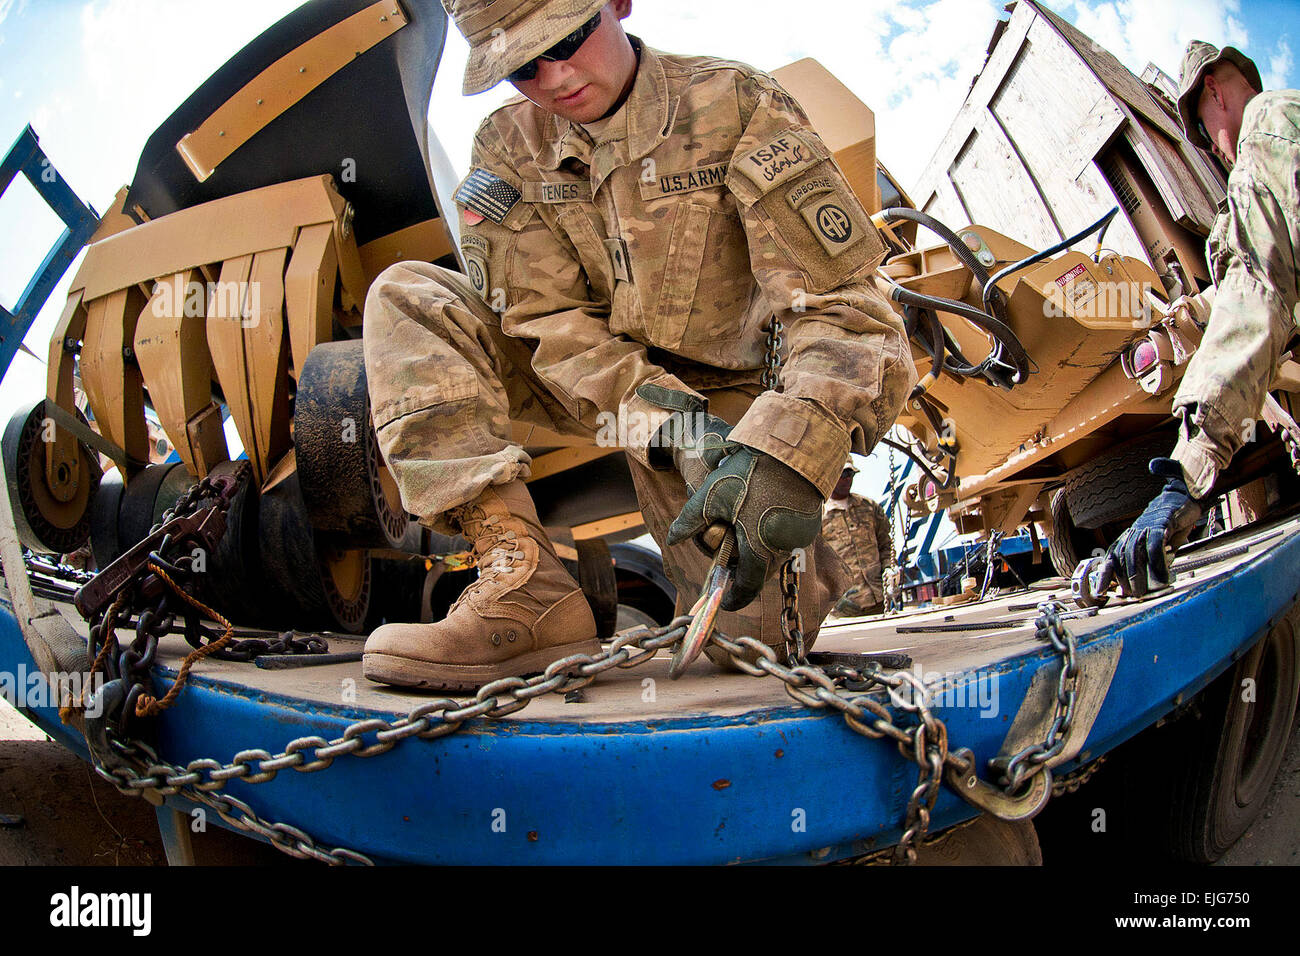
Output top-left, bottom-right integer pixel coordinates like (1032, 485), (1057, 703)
(35, 515), (1290, 726)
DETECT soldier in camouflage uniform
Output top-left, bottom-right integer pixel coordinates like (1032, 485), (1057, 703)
(1098, 41), (1299, 596)
(362, 0), (914, 689)
(822, 462), (895, 617)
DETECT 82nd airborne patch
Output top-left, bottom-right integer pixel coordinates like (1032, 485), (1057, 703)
(461, 234), (491, 302)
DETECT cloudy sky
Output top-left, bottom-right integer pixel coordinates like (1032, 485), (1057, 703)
(0, 0), (1296, 526)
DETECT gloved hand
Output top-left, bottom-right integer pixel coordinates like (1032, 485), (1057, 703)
(635, 383), (735, 492)
(666, 445), (823, 611)
(1094, 457), (1202, 597)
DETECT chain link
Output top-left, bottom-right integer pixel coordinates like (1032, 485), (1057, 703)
(990, 602), (1079, 794)
(78, 512), (1080, 867)
(779, 558), (806, 665)
(884, 441), (901, 613)
(761, 316), (784, 392)
(1051, 754), (1107, 796)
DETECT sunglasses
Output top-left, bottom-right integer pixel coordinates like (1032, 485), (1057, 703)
(1196, 118), (1212, 145)
(508, 10), (602, 82)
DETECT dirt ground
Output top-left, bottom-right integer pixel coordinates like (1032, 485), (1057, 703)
(2, 695), (1297, 867)
(0, 700), (293, 865)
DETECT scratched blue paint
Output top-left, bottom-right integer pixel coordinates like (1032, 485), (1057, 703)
(2, 527), (1297, 864)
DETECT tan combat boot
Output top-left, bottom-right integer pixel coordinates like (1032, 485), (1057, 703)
(363, 479), (599, 691)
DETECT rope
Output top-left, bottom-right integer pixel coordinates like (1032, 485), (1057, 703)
(133, 561), (237, 718)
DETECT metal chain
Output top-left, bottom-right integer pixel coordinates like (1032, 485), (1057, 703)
(779, 558), (806, 665)
(79, 465), (252, 733)
(882, 443), (900, 613)
(1051, 754), (1107, 796)
(761, 316), (784, 392)
(1283, 430), (1300, 478)
(990, 602), (1079, 793)
(90, 599), (1079, 866)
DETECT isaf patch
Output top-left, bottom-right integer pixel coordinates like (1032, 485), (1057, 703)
(454, 168), (521, 225)
(735, 131), (819, 192)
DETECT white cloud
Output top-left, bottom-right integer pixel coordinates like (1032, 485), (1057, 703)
(1265, 36), (1293, 90)
(1067, 0), (1250, 85)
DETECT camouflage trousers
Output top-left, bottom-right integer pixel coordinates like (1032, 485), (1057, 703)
(363, 261), (852, 652)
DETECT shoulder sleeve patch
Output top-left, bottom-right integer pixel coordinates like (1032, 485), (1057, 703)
(454, 167), (523, 225)
(460, 236), (491, 303)
(732, 130), (824, 193)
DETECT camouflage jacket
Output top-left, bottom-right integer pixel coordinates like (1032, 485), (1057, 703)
(1172, 89), (1300, 498)
(821, 493), (894, 605)
(452, 40), (915, 497)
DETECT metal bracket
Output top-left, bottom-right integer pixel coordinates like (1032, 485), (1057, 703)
(0, 125), (100, 376)
(945, 760), (1052, 821)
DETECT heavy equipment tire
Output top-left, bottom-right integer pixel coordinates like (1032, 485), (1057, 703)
(1047, 488), (1095, 578)
(1064, 435), (1169, 530)
(116, 462), (183, 551)
(3, 399), (101, 555)
(1162, 608), (1300, 862)
(259, 469), (371, 633)
(294, 340), (408, 549)
(192, 460), (274, 627)
(609, 542), (677, 626)
(88, 468), (125, 570)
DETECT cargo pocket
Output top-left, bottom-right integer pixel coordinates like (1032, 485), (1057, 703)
(554, 206), (615, 305)
(648, 202), (711, 348)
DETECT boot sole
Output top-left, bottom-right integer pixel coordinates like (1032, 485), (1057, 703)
(363, 639), (603, 692)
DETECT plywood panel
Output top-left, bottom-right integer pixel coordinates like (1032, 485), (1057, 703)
(1126, 112), (1220, 233)
(915, 1), (1036, 199)
(949, 110), (1059, 251)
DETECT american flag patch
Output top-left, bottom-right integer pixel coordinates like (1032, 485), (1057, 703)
(454, 168), (521, 225)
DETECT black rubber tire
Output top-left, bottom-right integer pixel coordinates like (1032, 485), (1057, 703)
(1162, 607), (1300, 863)
(88, 468), (126, 571)
(609, 542), (677, 626)
(116, 462), (183, 551)
(1064, 435), (1170, 530)
(294, 340), (408, 549)
(367, 556), (437, 628)
(1047, 488), (1090, 578)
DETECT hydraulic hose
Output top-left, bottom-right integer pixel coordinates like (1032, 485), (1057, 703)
(888, 281), (1032, 385)
(981, 206), (1120, 315)
(906, 305), (945, 396)
(879, 435), (956, 492)
(878, 207), (992, 287)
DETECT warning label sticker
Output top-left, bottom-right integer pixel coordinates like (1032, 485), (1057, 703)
(1056, 264), (1088, 288)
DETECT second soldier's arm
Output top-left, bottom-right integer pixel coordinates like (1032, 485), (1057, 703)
(871, 500), (896, 570)
(1169, 95), (1300, 498)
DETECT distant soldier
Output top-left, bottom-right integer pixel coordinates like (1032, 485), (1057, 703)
(1099, 41), (1299, 596)
(822, 462), (896, 616)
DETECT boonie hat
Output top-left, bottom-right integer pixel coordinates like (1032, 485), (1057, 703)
(1176, 39), (1262, 148)
(443, 0), (609, 95)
